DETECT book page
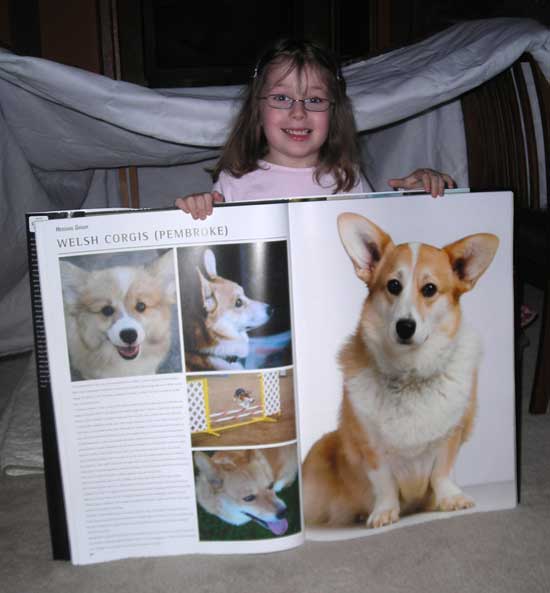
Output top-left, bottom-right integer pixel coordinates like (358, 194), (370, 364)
(287, 192), (516, 540)
(35, 204), (304, 564)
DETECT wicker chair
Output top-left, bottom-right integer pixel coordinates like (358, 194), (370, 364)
(461, 53), (550, 415)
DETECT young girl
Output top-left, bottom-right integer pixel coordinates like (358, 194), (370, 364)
(176, 39), (455, 220)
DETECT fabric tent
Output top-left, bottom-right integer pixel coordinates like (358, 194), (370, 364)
(1, 17), (549, 355)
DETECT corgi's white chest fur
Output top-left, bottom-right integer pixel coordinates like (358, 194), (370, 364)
(348, 325), (481, 455)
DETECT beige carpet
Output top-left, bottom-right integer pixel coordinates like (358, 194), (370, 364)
(0, 287), (548, 593)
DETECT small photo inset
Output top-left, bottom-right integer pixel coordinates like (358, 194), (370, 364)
(177, 241), (292, 373)
(59, 249), (181, 381)
(194, 443), (300, 541)
(188, 369), (296, 447)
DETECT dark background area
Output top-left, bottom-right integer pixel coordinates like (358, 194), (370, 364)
(1, 0), (549, 87)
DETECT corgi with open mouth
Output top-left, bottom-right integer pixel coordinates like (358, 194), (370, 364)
(60, 251), (176, 380)
(194, 445), (298, 535)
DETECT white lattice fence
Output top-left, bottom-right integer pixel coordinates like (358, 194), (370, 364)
(187, 379), (208, 433)
(263, 370), (281, 416)
(187, 372), (281, 436)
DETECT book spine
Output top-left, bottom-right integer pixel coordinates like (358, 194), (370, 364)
(26, 214), (71, 561)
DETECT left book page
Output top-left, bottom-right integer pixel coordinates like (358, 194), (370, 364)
(33, 205), (303, 565)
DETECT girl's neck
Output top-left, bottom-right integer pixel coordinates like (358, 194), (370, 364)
(262, 153), (319, 169)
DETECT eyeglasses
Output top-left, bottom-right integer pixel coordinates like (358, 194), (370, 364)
(259, 94), (333, 112)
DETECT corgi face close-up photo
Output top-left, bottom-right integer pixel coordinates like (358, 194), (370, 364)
(60, 251), (177, 380)
(337, 213), (499, 377)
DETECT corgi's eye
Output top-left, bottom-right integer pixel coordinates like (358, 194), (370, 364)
(101, 305), (115, 317)
(387, 279), (402, 295)
(235, 298), (243, 308)
(268, 482), (274, 490)
(421, 283), (437, 297)
(135, 301), (147, 312)
(243, 494), (256, 502)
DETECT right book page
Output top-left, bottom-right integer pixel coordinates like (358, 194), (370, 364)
(288, 191), (516, 540)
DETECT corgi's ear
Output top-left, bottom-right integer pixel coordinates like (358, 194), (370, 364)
(194, 452), (223, 490)
(202, 249), (217, 279)
(444, 233), (500, 293)
(210, 452), (240, 471)
(59, 261), (87, 307)
(149, 251), (176, 304)
(197, 268), (217, 313)
(337, 213), (394, 284)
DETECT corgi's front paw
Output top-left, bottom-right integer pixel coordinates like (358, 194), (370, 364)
(367, 507), (400, 529)
(436, 493), (475, 512)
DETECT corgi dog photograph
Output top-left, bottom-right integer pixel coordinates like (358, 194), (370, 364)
(233, 387), (255, 409)
(60, 250), (179, 381)
(193, 444), (300, 540)
(178, 242), (292, 372)
(302, 212), (499, 529)
(189, 370), (297, 448)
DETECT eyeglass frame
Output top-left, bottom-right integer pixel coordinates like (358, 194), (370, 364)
(258, 94), (334, 112)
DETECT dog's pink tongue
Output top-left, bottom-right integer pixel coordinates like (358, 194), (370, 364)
(267, 518), (288, 536)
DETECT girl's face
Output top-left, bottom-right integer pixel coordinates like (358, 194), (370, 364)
(259, 61), (331, 168)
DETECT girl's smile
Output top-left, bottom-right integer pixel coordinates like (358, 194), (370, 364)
(284, 128), (312, 141)
(260, 62), (331, 168)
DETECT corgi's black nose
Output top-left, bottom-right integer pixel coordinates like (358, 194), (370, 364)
(120, 328), (138, 344)
(396, 318), (416, 341)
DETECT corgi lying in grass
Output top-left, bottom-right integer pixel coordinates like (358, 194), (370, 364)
(194, 445), (298, 535)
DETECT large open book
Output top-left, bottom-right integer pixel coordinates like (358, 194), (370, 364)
(29, 191), (517, 565)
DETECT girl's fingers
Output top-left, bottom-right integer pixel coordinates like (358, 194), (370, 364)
(175, 197), (191, 213)
(387, 169), (456, 197)
(422, 170), (445, 198)
(431, 175), (443, 199)
(195, 194), (209, 219)
(442, 173), (456, 188)
(176, 192), (224, 219)
(421, 172), (432, 195)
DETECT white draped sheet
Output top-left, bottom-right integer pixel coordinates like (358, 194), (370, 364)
(1, 17), (549, 355)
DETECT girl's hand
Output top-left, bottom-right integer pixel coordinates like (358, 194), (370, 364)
(175, 191), (225, 220)
(387, 169), (456, 198)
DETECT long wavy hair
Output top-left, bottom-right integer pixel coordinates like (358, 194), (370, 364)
(212, 39), (360, 193)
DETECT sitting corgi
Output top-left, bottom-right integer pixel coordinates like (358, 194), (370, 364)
(194, 445), (298, 535)
(182, 249), (272, 371)
(303, 213), (499, 529)
(60, 251), (176, 380)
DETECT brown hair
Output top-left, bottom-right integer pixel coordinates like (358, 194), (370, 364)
(212, 39), (361, 193)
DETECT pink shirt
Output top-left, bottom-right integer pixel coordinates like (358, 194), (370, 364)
(212, 161), (372, 202)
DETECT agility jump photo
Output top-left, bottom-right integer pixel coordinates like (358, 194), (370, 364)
(188, 369), (296, 447)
